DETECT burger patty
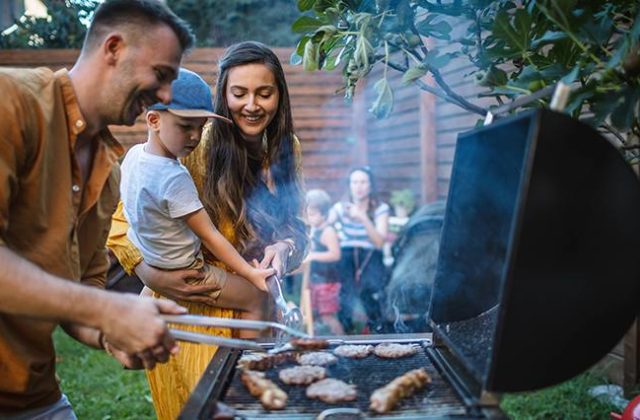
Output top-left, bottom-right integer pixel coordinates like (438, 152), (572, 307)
(306, 378), (358, 403)
(278, 365), (327, 385)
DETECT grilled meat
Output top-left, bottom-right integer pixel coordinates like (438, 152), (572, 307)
(237, 352), (296, 371)
(297, 351), (338, 366)
(333, 344), (374, 359)
(306, 378), (357, 403)
(373, 343), (419, 359)
(240, 370), (288, 410)
(278, 365), (327, 385)
(369, 368), (431, 413)
(289, 337), (330, 350)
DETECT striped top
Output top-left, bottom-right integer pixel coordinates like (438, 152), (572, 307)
(331, 201), (390, 249)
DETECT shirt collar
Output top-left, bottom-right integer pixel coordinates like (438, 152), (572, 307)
(54, 68), (124, 159)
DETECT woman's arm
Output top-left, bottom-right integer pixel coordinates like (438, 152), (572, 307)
(347, 204), (388, 249)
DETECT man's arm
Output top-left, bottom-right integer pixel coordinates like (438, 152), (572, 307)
(0, 246), (186, 361)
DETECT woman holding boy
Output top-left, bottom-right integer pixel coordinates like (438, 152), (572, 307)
(108, 42), (307, 419)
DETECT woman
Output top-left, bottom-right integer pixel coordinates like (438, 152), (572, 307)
(328, 167), (390, 334)
(107, 41), (307, 419)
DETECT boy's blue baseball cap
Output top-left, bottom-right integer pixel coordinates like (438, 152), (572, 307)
(148, 68), (231, 123)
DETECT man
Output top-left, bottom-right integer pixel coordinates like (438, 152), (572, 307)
(0, 0), (197, 417)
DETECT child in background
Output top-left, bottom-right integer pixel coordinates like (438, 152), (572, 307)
(120, 68), (273, 335)
(304, 189), (344, 335)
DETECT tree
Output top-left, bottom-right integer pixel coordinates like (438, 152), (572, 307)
(0, 1), (302, 49)
(0, 0), (98, 49)
(166, 0), (302, 47)
(292, 0), (640, 155)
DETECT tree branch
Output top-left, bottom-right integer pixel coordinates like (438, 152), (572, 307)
(387, 60), (487, 115)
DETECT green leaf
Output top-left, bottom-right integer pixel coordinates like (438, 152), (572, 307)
(492, 9), (531, 57)
(298, 0), (315, 12)
(416, 15), (452, 40)
(290, 51), (303, 65)
(477, 66), (508, 87)
(423, 51), (456, 69)
(610, 88), (640, 131)
(560, 65), (580, 84)
(303, 41), (319, 71)
(292, 16), (324, 33)
(369, 78), (394, 119)
(531, 31), (568, 49)
(402, 65), (428, 85)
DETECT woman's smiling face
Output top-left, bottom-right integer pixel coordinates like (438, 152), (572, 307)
(225, 63), (280, 142)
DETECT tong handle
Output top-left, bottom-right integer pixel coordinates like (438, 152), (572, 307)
(170, 329), (264, 351)
(266, 274), (288, 311)
(161, 314), (310, 338)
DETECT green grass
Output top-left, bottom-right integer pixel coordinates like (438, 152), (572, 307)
(53, 328), (154, 419)
(54, 328), (622, 419)
(501, 373), (620, 419)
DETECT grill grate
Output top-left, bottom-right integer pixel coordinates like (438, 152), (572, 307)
(222, 345), (470, 418)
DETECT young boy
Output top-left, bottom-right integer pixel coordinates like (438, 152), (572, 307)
(120, 68), (273, 333)
(304, 189), (344, 335)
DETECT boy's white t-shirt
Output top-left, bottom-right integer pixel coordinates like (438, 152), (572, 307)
(120, 143), (203, 269)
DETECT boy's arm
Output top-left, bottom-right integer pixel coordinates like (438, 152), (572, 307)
(308, 226), (341, 263)
(184, 208), (271, 290)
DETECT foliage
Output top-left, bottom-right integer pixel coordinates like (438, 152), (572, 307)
(0, 0), (97, 49)
(166, 0), (302, 47)
(292, 0), (640, 150)
(390, 188), (416, 215)
(54, 328), (154, 419)
(1, 0), (301, 49)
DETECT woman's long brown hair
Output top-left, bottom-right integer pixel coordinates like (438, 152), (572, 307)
(202, 41), (306, 260)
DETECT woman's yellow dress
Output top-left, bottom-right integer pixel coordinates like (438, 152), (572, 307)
(107, 132), (302, 420)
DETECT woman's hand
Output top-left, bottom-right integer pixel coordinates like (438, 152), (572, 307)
(134, 261), (219, 305)
(259, 241), (292, 277)
(346, 203), (369, 223)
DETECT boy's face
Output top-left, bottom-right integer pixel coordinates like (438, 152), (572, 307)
(306, 206), (325, 228)
(156, 112), (207, 159)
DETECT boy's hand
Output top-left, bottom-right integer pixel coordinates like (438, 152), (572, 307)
(246, 264), (275, 292)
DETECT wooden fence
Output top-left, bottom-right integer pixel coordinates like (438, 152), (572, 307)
(0, 47), (463, 204)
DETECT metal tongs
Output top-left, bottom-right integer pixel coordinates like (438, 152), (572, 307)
(162, 314), (310, 352)
(266, 272), (305, 341)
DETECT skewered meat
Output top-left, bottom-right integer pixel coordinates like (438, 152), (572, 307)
(373, 343), (419, 359)
(369, 368), (431, 413)
(237, 352), (296, 371)
(306, 378), (357, 403)
(240, 370), (288, 410)
(333, 344), (374, 359)
(297, 351), (338, 366)
(289, 337), (330, 350)
(278, 365), (326, 385)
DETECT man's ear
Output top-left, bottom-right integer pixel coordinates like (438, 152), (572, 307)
(146, 111), (161, 131)
(102, 32), (125, 66)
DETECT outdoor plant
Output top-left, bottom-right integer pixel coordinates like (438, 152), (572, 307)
(390, 188), (416, 218)
(291, 0), (640, 161)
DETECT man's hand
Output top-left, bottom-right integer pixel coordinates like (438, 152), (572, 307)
(99, 294), (186, 367)
(135, 261), (220, 305)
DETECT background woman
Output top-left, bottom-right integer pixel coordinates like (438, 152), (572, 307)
(328, 167), (390, 334)
(107, 41), (307, 419)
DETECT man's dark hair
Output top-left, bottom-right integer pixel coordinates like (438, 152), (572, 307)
(83, 0), (195, 53)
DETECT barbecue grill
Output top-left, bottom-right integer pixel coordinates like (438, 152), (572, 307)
(180, 109), (640, 419)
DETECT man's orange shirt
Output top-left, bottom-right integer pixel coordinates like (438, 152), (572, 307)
(0, 67), (123, 413)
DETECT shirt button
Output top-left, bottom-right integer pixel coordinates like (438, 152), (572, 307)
(75, 120), (84, 128)
(72, 185), (80, 193)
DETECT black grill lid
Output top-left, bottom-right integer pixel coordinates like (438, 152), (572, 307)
(429, 109), (640, 393)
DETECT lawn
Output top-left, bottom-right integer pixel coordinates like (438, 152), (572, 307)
(54, 328), (620, 419)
